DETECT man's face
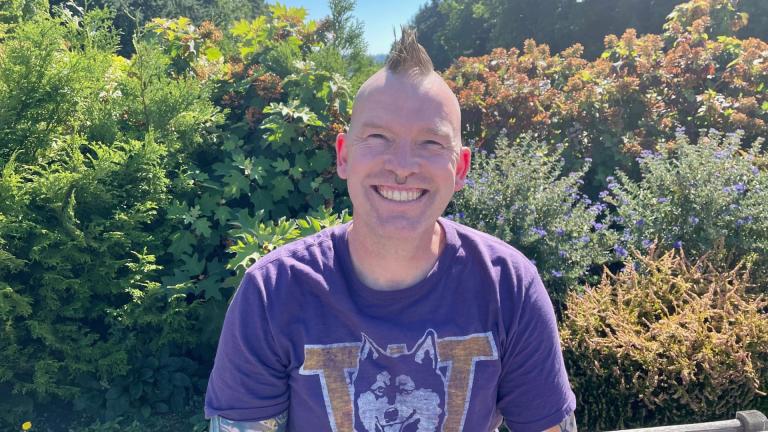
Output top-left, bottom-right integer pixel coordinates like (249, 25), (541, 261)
(335, 70), (470, 237)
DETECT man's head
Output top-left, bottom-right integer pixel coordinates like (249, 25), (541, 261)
(335, 28), (470, 238)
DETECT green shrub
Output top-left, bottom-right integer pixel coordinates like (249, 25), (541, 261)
(450, 135), (617, 305)
(0, 6), (117, 166)
(0, 134), (177, 426)
(152, 7), (354, 310)
(561, 247), (768, 430)
(607, 130), (768, 288)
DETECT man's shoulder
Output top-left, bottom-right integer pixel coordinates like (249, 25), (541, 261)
(244, 222), (347, 279)
(445, 219), (534, 270)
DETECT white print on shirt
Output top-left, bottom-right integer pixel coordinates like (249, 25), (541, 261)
(300, 330), (499, 432)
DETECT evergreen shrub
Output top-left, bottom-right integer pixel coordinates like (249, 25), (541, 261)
(0, 135), (176, 424)
(560, 247), (768, 430)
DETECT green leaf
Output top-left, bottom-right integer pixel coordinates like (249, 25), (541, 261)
(318, 183), (333, 199)
(271, 176), (294, 200)
(204, 46), (222, 61)
(272, 158), (290, 172)
(129, 381), (143, 399)
(213, 206), (232, 225)
(172, 372), (192, 387)
(761, 101), (768, 113)
(192, 218), (212, 237)
(309, 151), (333, 171)
(168, 231), (196, 258)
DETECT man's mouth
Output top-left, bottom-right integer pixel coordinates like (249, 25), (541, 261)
(373, 185), (427, 202)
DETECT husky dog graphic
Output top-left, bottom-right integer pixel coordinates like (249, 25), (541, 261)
(352, 329), (446, 432)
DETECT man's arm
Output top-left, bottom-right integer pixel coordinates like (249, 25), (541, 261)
(542, 411), (578, 432)
(209, 412), (288, 432)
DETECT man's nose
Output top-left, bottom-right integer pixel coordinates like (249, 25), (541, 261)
(383, 141), (419, 178)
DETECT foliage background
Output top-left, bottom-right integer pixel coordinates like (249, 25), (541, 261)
(0, 0), (767, 430)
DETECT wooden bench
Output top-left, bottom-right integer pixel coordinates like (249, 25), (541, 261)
(607, 411), (768, 432)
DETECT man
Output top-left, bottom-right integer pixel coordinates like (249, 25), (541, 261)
(205, 29), (577, 432)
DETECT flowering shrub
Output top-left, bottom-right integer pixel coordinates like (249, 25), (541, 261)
(561, 247), (768, 430)
(450, 136), (617, 304)
(606, 130), (768, 288)
(442, 0), (768, 190)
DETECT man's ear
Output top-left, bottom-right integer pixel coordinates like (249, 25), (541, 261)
(335, 132), (348, 179)
(454, 146), (471, 191)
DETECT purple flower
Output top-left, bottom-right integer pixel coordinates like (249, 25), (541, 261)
(657, 197), (669, 203)
(751, 166), (759, 175)
(558, 250), (568, 258)
(446, 214), (454, 221)
(607, 182), (619, 190)
(555, 227), (565, 236)
(551, 270), (563, 278)
(592, 222), (605, 231)
(606, 176), (616, 183)
(458, 212), (465, 219)
(613, 245), (628, 257)
(465, 178), (475, 187)
(579, 235), (591, 244)
(614, 216), (625, 223)
(673, 240), (683, 249)
(635, 219), (645, 227)
(531, 227), (547, 237)
(583, 198), (592, 206)
(736, 216), (752, 226)
(730, 203), (740, 210)
(689, 216), (699, 225)
(599, 190), (609, 198)
(496, 214), (505, 223)
(714, 150), (726, 159)
(723, 186), (732, 193)
(642, 239), (653, 248)
(675, 126), (686, 135)
(733, 183), (746, 193)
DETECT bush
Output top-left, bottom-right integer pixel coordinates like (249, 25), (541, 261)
(560, 247), (768, 430)
(0, 5), (117, 166)
(450, 135), (617, 305)
(442, 0), (768, 191)
(0, 135), (179, 425)
(606, 130), (768, 289)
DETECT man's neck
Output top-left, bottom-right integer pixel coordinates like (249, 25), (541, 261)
(347, 220), (445, 291)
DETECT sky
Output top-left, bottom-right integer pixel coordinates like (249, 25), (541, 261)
(270, 0), (428, 55)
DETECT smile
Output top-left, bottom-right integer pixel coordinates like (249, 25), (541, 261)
(374, 185), (427, 202)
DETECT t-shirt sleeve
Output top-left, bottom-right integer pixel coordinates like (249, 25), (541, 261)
(204, 269), (290, 421)
(497, 267), (576, 432)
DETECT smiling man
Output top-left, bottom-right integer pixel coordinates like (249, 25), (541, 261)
(205, 29), (577, 432)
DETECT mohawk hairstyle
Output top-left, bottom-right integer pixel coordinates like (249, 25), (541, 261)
(385, 26), (434, 76)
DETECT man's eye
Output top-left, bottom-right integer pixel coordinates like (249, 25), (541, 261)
(368, 134), (387, 140)
(424, 140), (444, 147)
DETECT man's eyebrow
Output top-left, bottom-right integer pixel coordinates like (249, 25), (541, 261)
(424, 125), (454, 138)
(358, 121), (391, 131)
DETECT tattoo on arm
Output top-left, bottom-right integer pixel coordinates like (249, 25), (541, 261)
(557, 411), (578, 432)
(209, 412), (288, 432)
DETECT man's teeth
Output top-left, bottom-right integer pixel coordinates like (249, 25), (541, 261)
(378, 187), (422, 202)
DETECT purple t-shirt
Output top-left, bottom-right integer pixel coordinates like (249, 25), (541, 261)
(205, 218), (575, 432)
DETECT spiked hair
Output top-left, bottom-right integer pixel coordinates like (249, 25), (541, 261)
(385, 27), (434, 76)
